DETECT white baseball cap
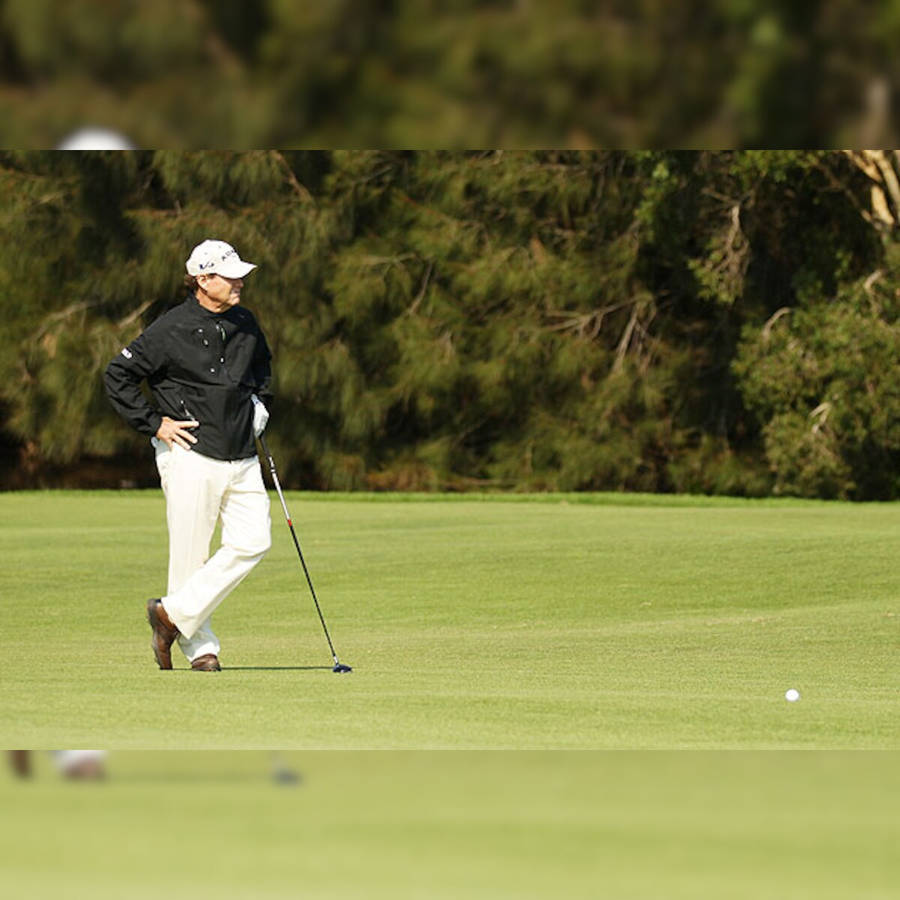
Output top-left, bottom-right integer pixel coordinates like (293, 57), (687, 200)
(186, 239), (257, 279)
(57, 127), (136, 149)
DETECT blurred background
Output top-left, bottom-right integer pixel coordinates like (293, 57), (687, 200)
(4, 149), (900, 498)
(2, 750), (898, 899)
(0, 0), (899, 148)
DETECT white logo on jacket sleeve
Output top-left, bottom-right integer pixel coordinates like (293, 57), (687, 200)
(121, 348), (133, 359)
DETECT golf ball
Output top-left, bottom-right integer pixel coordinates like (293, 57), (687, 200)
(785, 688), (800, 702)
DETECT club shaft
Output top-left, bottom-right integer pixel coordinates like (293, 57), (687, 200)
(259, 435), (341, 665)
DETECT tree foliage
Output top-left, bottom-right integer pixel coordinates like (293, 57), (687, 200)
(1, 149), (899, 498)
(1, 1), (899, 147)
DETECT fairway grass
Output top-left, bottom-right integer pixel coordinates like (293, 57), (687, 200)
(0, 491), (897, 748)
(1, 751), (897, 900)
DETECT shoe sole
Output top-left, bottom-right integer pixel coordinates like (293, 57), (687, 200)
(150, 637), (170, 669)
(147, 601), (176, 670)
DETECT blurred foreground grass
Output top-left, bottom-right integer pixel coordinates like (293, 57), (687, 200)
(1, 751), (897, 899)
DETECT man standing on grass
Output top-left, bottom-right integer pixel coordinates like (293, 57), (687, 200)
(104, 240), (273, 672)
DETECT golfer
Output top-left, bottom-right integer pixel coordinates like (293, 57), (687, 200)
(104, 240), (273, 672)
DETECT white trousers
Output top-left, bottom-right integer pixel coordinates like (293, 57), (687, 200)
(153, 440), (271, 661)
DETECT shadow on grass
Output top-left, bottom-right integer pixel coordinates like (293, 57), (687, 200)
(223, 665), (334, 671)
(163, 665), (335, 671)
(106, 772), (303, 784)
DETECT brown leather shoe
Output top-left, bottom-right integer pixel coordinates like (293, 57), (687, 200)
(191, 653), (221, 671)
(8, 750), (32, 778)
(147, 598), (179, 670)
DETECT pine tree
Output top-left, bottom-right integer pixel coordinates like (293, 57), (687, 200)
(1, 149), (898, 497)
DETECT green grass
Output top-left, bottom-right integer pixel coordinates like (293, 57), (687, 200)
(1, 751), (897, 899)
(0, 491), (897, 748)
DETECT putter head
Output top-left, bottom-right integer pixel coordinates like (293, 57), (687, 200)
(332, 663), (352, 673)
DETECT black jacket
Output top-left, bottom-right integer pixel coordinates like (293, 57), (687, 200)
(104, 295), (273, 461)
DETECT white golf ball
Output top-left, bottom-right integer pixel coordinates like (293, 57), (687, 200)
(785, 688), (800, 702)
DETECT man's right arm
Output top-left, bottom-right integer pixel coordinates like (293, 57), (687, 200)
(105, 327), (199, 449)
(103, 328), (166, 437)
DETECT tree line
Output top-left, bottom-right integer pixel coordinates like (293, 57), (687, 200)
(1, 1), (898, 148)
(2, 149), (900, 499)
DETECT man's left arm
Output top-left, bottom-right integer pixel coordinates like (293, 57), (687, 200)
(252, 323), (274, 410)
(248, 319), (273, 438)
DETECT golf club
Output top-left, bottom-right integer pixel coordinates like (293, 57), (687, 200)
(259, 434), (352, 673)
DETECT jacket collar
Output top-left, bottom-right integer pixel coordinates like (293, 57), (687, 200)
(186, 294), (226, 319)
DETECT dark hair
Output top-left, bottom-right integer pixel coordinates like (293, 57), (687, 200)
(183, 274), (199, 292)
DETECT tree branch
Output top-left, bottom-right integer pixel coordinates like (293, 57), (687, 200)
(271, 151), (316, 205)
